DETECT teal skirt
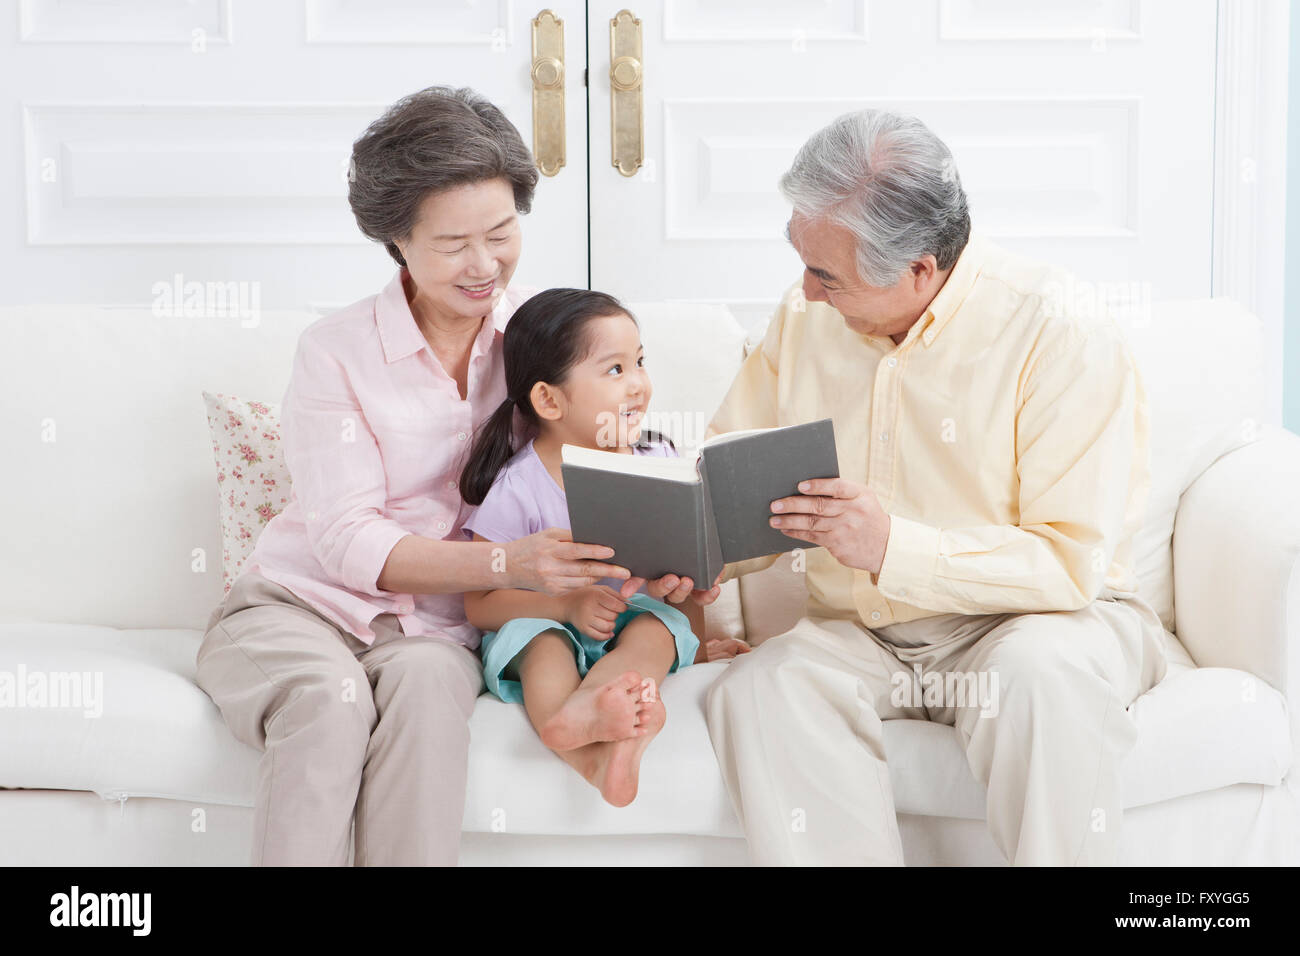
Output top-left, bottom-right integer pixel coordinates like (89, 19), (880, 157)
(478, 593), (700, 704)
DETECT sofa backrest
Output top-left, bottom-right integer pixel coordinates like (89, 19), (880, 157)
(0, 296), (1263, 637)
(1118, 298), (1265, 633)
(1, 306), (317, 630)
(0, 301), (748, 631)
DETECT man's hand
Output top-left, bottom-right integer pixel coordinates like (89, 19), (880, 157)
(768, 478), (891, 574)
(618, 569), (725, 606)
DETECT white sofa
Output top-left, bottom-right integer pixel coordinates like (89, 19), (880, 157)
(1, 297), (1297, 866)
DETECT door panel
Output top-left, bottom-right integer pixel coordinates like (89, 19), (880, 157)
(588, 0), (1217, 336)
(2, 1), (588, 310)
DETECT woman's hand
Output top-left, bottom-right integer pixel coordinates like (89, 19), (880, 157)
(506, 528), (632, 596)
(562, 585), (628, 642)
(619, 569), (725, 607)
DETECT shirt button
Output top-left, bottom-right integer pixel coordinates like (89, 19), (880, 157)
(879, 432), (889, 442)
(437, 520), (448, 531)
(886, 357), (898, 367)
(457, 431), (467, 441)
(870, 611), (882, 621)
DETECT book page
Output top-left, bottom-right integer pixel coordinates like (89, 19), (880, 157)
(700, 423), (792, 448)
(560, 443), (701, 483)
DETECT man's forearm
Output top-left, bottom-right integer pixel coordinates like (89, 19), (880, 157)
(376, 534), (512, 595)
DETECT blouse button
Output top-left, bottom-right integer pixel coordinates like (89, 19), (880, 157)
(457, 431), (467, 441)
(446, 480), (457, 490)
(437, 520), (448, 532)
(398, 603), (412, 614)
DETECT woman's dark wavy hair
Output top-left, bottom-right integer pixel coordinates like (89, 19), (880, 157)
(459, 288), (673, 506)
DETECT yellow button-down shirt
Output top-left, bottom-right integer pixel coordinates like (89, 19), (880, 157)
(706, 232), (1151, 627)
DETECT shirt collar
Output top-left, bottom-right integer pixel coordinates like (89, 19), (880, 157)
(907, 231), (986, 349)
(376, 268), (511, 365)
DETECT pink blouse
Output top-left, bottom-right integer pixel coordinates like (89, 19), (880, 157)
(246, 268), (537, 648)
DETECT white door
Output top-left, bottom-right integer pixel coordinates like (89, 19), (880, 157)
(586, 0), (1218, 337)
(2, 0), (588, 311)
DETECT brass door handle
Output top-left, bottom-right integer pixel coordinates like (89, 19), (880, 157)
(609, 9), (643, 176)
(531, 10), (565, 177)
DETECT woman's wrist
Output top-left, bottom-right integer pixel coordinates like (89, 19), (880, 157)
(500, 538), (527, 591)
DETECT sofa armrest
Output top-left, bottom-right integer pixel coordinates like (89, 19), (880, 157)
(1172, 426), (1300, 733)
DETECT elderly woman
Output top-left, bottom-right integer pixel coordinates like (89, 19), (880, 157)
(195, 86), (716, 867)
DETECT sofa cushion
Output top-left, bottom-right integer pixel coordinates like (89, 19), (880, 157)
(1, 621), (1291, 833)
(202, 391), (290, 596)
(624, 302), (749, 458)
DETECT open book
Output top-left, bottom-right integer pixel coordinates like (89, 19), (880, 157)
(560, 418), (839, 585)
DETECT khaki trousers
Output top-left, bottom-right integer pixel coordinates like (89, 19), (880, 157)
(195, 571), (484, 866)
(705, 595), (1168, 866)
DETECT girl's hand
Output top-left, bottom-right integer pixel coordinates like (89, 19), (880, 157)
(563, 585), (628, 642)
(704, 638), (752, 662)
(507, 528), (632, 596)
(619, 569), (725, 606)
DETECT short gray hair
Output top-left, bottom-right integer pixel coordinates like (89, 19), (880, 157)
(348, 86), (539, 267)
(780, 109), (970, 287)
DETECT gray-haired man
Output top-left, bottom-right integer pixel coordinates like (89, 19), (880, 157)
(704, 108), (1167, 865)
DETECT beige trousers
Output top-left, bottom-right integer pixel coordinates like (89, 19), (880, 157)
(195, 571), (484, 866)
(705, 595), (1168, 866)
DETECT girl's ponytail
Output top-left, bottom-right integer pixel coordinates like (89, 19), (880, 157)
(459, 397), (519, 506)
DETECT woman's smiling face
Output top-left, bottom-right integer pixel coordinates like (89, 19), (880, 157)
(396, 177), (522, 325)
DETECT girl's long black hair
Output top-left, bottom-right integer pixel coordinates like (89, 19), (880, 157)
(458, 287), (673, 506)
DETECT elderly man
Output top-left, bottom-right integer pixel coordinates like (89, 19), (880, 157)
(704, 108), (1168, 866)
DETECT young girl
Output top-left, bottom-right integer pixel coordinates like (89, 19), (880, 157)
(459, 287), (749, 807)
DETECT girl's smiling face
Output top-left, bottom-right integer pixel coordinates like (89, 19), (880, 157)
(529, 312), (652, 451)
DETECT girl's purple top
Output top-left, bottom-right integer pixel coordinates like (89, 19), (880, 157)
(462, 435), (677, 595)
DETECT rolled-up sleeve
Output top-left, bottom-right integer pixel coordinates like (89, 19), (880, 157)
(872, 324), (1143, 614)
(704, 300), (789, 584)
(281, 332), (412, 596)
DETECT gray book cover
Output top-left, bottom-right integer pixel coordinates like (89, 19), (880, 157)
(561, 418), (839, 584)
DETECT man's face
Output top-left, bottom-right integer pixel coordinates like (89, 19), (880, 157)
(786, 212), (936, 341)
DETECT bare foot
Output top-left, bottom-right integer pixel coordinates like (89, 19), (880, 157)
(589, 681), (667, 807)
(539, 671), (643, 752)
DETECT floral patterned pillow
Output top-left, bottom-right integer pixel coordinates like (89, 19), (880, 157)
(201, 391), (290, 595)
